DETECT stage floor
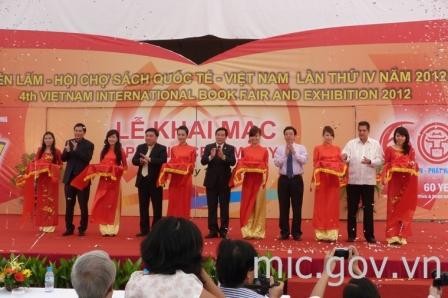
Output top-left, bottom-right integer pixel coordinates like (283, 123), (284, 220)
(1, 215), (447, 280)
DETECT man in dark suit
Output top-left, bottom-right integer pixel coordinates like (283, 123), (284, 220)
(201, 127), (236, 239)
(132, 128), (167, 237)
(61, 123), (94, 236)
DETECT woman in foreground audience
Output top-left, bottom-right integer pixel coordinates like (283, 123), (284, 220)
(125, 217), (224, 298)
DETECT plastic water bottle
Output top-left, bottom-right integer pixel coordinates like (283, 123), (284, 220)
(44, 266), (54, 292)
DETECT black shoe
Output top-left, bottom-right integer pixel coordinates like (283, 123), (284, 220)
(78, 230), (86, 236)
(347, 237), (355, 242)
(205, 232), (219, 239)
(62, 230), (74, 236)
(136, 232), (148, 237)
(293, 235), (302, 241)
(366, 237), (377, 244)
(220, 232), (228, 239)
(278, 234), (289, 240)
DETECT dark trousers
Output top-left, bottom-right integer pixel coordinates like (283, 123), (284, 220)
(138, 179), (163, 234)
(64, 184), (90, 232)
(346, 184), (375, 239)
(278, 175), (304, 237)
(206, 186), (230, 234)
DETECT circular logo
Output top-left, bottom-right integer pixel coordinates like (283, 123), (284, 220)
(418, 122), (448, 164)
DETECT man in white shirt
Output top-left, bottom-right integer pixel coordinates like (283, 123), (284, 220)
(274, 126), (308, 241)
(341, 121), (383, 244)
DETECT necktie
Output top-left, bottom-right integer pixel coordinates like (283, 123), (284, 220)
(217, 145), (221, 151)
(286, 152), (293, 178)
(141, 146), (152, 177)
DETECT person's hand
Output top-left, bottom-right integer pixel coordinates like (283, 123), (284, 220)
(200, 268), (214, 287)
(210, 147), (217, 159)
(323, 248), (337, 276)
(268, 280), (284, 298)
(64, 141), (71, 152)
(429, 285), (442, 298)
(199, 268), (225, 298)
(348, 246), (362, 276)
(286, 144), (295, 155)
(361, 156), (371, 164)
(71, 140), (78, 151)
(217, 148), (225, 160)
(139, 153), (149, 165)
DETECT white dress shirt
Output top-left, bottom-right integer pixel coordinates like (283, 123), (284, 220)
(342, 137), (384, 185)
(141, 145), (153, 177)
(274, 143), (308, 175)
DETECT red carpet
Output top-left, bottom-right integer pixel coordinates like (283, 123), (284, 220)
(1, 215), (447, 297)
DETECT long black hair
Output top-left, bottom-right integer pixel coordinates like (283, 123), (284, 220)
(343, 277), (380, 298)
(100, 129), (122, 165)
(393, 126), (410, 155)
(141, 217), (203, 278)
(216, 239), (258, 287)
(37, 131), (57, 163)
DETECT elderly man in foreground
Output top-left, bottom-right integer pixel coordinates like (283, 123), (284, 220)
(71, 250), (116, 298)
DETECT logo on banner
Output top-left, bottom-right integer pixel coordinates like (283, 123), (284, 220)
(417, 122), (448, 164)
(380, 121), (448, 164)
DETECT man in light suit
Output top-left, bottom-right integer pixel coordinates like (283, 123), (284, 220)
(201, 127), (236, 239)
(132, 128), (167, 237)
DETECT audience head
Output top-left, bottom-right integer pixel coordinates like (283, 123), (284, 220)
(216, 239), (258, 287)
(141, 217), (203, 277)
(71, 250), (116, 298)
(343, 277), (380, 298)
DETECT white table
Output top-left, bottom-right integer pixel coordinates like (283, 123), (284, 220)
(0, 287), (124, 297)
